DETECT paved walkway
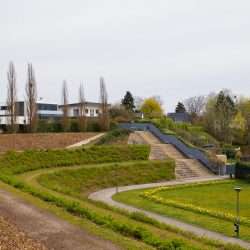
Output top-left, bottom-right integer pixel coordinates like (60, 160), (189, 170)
(90, 176), (250, 249)
(67, 133), (105, 148)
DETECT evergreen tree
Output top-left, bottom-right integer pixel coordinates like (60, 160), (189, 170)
(215, 91), (237, 141)
(121, 91), (135, 110)
(175, 102), (186, 113)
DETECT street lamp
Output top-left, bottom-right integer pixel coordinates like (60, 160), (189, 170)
(234, 188), (242, 238)
(114, 164), (119, 194)
(229, 154), (233, 178)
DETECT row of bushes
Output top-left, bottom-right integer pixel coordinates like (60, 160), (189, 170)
(235, 161), (250, 180)
(95, 128), (133, 146)
(1, 120), (119, 133)
(0, 145), (151, 175)
(0, 174), (243, 250)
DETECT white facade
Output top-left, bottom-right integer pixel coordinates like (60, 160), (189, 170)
(0, 102), (26, 125)
(58, 102), (101, 118)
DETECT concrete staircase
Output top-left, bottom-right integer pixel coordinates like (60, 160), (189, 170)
(157, 144), (184, 159)
(149, 145), (169, 160)
(136, 131), (163, 144)
(175, 161), (197, 179)
(175, 159), (214, 179)
(127, 131), (215, 179)
(127, 132), (147, 145)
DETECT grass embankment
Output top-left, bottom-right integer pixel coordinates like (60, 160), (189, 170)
(113, 179), (250, 241)
(37, 161), (175, 196)
(0, 145), (150, 174)
(0, 145), (247, 249)
(12, 162), (244, 250)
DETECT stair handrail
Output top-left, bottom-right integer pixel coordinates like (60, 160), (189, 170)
(130, 127), (137, 131)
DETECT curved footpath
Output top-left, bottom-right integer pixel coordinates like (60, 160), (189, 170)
(89, 176), (250, 249)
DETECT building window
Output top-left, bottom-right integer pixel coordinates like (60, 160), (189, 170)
(90, 109), (94, 116)
(96, 109), (98, 114)
(85, 109), (88, 114)
(73, 109), (79, 117)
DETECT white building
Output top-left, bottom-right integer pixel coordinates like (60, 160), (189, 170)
(0, 100), (109, 125)
(58, 102), (110, 118)
(0, 99), (63, 124)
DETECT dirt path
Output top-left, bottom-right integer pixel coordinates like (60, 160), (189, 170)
(0, 186), (125, 250)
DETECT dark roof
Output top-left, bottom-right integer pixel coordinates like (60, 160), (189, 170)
(58, 102), (111, 107)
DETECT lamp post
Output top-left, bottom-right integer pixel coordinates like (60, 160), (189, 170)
(114, 164), (119, 194)
(234, 188), (242, 238)
(229, 154), (233, 178)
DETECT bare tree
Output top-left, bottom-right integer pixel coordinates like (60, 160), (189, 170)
(183, 94), (206, 118)
(134, 96), (146, 113)
(61, 80), (71, 132)
(77, 82), (87, 132)
(98, 77), (109, 131)
(150, 95), (164, 107)
(206, 91), (217, 101)
(25, 63), (38, 133)
(6, 61), (19, 133)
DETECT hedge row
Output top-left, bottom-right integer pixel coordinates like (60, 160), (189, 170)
(1, 120), (118, 133)
(235, 161), (250, 180)
(0, 145), (150, 175)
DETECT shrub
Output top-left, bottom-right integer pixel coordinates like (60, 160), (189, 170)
(235, 151), (242, 161)
(246, 174), (250, 183)
(95, 128), (133, 146)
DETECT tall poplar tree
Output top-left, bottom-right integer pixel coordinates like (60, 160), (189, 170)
(98, 77), (109, 131)
(61, 80), (71, 132)
(77, 82), (87, 132)
(25, 63), (38, 133)
(6, 61), (19, 133)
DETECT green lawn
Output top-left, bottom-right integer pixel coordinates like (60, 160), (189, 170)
(227, 159), (237, 163)
(113, 179), (250, 241)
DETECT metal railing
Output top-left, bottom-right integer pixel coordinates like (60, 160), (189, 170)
(118, 122), (216, 173)
(130, 127), (137, 131)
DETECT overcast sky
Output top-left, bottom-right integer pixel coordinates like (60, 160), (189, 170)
(0, 1), (250, 112)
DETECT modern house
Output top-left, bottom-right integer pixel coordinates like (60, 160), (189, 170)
(58, 102), (111, 119)
(168, 112), (189, 124)
(0, 98), (63, 124)
(0, 98), (111, 125)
